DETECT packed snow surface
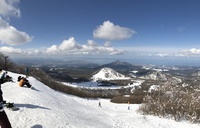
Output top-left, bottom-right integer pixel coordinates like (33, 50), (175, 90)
(1, 71), (200, 128)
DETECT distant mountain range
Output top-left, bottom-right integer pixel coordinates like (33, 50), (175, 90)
(98, 60), (140, 69)
(17, 58), (199, 86)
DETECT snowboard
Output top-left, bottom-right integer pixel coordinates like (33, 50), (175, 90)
(4, 102), (20, 111)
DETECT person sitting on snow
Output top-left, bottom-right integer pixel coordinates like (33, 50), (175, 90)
(0, 71), (13, 84)
(18, 76), (32, 88)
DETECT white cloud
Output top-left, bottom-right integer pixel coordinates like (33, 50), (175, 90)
(0, 37), (124, 57)
(58, 37), (82, 51)
(46, 37), (123, 55)
(178, 48), (200, 57)
(46, 45), (58, 54)
(93, 20), (136, 40)
(0, 17), (32, 45)
(46, 37), (82, 54)
(87, 40), (99, 47)
(0, 46), (23, 54)
(187, 48), (200, 54)
(0, 0), (32, 46)
(157, 53), (170, 57)
(0, 46), (45, 57)
(107, 47), (123, 55)
(0, 0), (21, 18)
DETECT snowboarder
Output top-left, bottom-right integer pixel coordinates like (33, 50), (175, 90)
(0, 68), (12, 128)
(18, 76), (32, 88)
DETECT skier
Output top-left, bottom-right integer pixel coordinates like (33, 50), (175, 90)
(128, 101), (130, 110)
(18, 76), (32, 88)
(98, 101), (102, 107)
(0, 68), (12, 128)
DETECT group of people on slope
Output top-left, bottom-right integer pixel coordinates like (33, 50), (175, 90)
(0, 68), (31, 128)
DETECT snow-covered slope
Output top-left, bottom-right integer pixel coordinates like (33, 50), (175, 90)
(91, 67), (130, 81)
(1, 71), (199, 128)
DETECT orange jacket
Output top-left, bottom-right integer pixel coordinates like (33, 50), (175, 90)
(19, 78), (25, 87)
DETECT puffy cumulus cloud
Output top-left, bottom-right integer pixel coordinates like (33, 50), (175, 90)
(0, 0), (21, 18)
(46, 37), (82, 54)
(0, 17), (32, 45)
(93, 20), (136, 40)
(46, 37), (123, 55)
(0, 0), (32, 45)
(46, 45), (58, 54)
(58, 37), (82, 50)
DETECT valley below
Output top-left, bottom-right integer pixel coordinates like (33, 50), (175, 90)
(35, 60), (200, 104)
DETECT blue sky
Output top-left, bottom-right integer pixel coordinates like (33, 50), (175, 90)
(0, 0), (200, 65)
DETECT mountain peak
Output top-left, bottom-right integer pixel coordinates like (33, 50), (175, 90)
(111, 60), (131, 66)
(91, 67), (130, 81)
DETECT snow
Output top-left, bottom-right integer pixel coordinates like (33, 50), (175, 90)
(62, 80), (144, 92)
(91, 67), (130, 81)
(131, 71), (138, 74)
(148, 85), (160, 93)
(1, 71), (200, 128)
(128, 80), (144, 93)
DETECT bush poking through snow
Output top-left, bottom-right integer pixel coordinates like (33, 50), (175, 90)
(140, 85), (200, 123)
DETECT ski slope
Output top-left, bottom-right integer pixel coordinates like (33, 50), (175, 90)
(1, 71), (199, 128)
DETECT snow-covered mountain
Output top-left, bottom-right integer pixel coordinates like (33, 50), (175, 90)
(91, 67), (130, 81)
(139, 70), (168, 80)
(1, 71), (198, 128)
(138, 70), (182, 83)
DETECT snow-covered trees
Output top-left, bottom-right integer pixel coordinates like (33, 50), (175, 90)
(140, 84), (200, 123)
(140, 85), (200, 123)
